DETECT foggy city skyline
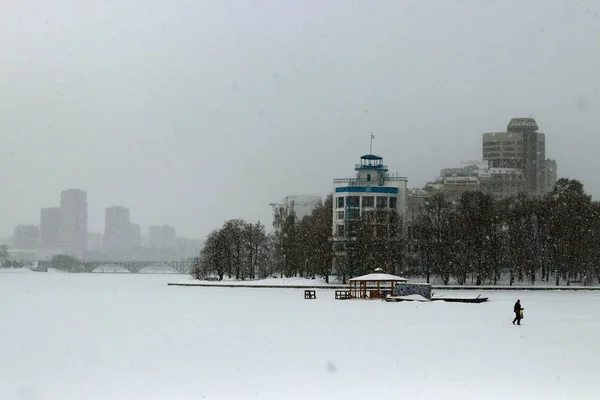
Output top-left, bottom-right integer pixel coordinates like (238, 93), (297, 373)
(2, 0), (599, 240)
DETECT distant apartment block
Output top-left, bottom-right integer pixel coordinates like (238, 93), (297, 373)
(104, 206), (132, 249)
(59, 189), (88, 256)
(408, 118), (558, 219)
(130, 223), (141, 247)
(543, 159), (558, 193)
(12, 225), (40, 250)
(149, 225), (177, 249)
(482, 118), (556, 196)
(40, 207), (62, 250)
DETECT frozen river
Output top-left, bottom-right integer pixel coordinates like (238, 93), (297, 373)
(1, 270), (599, 399)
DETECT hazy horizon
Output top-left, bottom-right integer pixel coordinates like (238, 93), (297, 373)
(2, 0), (599, 239)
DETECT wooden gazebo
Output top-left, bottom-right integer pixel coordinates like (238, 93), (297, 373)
(349, 272), (408, 299)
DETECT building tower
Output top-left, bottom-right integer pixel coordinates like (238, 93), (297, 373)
(507, 118), (544, 194)
(130, 223), (142, 247)
(543, 159), (558, 193)
(482, 118), (553, 196)
(59, 189), (88, 257)
(40, 207), (62, 252)
(104, 206), (132, 249)
(331, 154), (408, 274)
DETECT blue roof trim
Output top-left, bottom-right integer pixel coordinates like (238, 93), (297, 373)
(335, 186), (399, 194)
(355, 166), (388, 171)
(360, 154), (383, 160)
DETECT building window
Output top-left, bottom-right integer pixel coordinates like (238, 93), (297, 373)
(337, 211), (344, 220)
(376, 196), (388, 208)
(349, 209), (360, 220)
(367, 174), (371, 182)
(348, 196), (360, 207)
(362, 196), (374, 208)
(389, 197), (397, 209)
(362, 209), (375, 221)
(336, 197), (344, 208)
(348, 221), (359, 235)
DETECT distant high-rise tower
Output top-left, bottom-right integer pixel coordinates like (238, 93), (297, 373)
(59, 189), (88, 256)
(483, 118), (554, 195)
(104, 206), (132, 249)
(130, 223), (142, 247)
(543, 159), (558, 193)
(40, 207), (62, 251)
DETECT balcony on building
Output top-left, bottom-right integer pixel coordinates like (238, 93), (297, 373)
(354, 154), (389, 171)
(333, 176), (408, 187)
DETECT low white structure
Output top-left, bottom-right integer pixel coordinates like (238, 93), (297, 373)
(349, 273), (408, 283)
(348, 272), (408, 299)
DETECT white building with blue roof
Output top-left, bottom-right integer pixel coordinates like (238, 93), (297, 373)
(330, 154), (408, 275)
(332, 154), (408, 239)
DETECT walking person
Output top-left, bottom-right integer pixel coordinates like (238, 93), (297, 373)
(513, 299), (523, 325)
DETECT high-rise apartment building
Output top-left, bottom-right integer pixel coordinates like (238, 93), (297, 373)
(104, 206), (131, 249)
(59, 189), (88, 256)
(40, 207), (62, 251)
(130, 223), (141, 247)
(483, 118), (555, 196)
(543, 159), (558, 193)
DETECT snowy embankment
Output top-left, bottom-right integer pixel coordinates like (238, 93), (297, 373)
(1, 273), (600, 399)
(0, 267), (32, 273)
(432, 285), (600, 291)
(169, 276), (600, 291)
(169, 276), (346, 288)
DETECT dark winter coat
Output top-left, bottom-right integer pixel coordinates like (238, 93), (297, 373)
(514, 301), (522, 313)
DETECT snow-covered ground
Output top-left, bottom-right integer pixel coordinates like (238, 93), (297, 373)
(1, 272), (599, 399)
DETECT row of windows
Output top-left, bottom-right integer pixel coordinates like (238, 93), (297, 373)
(484, 140), (519, 145)
(335, 206), (398, 221)
(335, 223), (398, 237)
(336, 196), (397, 209)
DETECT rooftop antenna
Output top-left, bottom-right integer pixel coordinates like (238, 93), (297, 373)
(369, 132), (375, 155)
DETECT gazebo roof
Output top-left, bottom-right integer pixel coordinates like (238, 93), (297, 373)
(349, 273), (408, 282)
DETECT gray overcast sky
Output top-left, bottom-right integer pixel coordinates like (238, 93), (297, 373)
(1, 0), (599, 239)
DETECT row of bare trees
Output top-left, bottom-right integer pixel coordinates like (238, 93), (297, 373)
(194, 220), (270, 280)
(195, 178), (600, 285)
(195, 197), (336, 281)
(271, 196), (334, 281)
(410, 178), (600, 285)
(334, 208), (405, 282)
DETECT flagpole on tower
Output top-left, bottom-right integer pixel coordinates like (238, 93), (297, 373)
(369, 132), (374, 155)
